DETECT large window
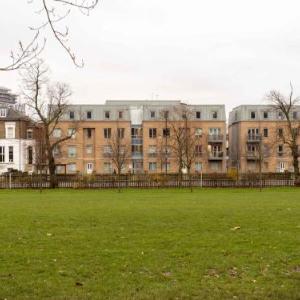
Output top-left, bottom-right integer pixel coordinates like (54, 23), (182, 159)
(163, 128), (170, 137)
(68, 146), (77, 158)
(105, 111), (110, 119)
(52, 128), (62, 138)
(0, 108), (7, 118)
(104, 162), (112, 173)
(0, 146), (5, 162)
(196, 111), (201, 119)
(27, 129), (33, 139)
(6, 125), (15, 139)
(86, 111), (92, 119)
(149, 128), (157, 138)
(149, 162), (157, 171)
(86, 145), (93, 154)
(118, 128), (125, 139)
(104, 128), (111, 139)
(67, 163), (76, 173)
(68, 128), (76, 139)
(28, 146), (33, 165)
(8, 146), (13, 162)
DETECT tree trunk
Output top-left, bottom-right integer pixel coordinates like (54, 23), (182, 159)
(48, 154), (57, 188)
(292, 152), (300, 186)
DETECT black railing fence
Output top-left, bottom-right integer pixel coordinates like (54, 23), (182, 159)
(0, 173), (296, 189)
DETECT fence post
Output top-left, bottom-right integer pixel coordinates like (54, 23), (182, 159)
(9, 173), (12, 189)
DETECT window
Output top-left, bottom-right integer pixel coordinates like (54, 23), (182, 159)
(118, 128), (125, 139)
(53, 145), (60, 157)
(196, 111), (201, 119)
(278, 145), (283, 156)
(28, 146), (33, 165)
(5, 123), (15, 139)
(0, 108), (7, 118)
(104, 128), (111, 139)
(277, 162), (286, 173)
(195, 145), (202, 156)
(86, 128), (92, 138)
(162, 162), (170, 171)
(27, 129), (33, 139)
(67, 163), (76, 173)
(105, 111), (110, 119)
(163, 111), (169, 119)
(278, 128), (283, 137)
(104, 162), (112, 173)
(149, 162), (157, 171)
(163, 128), (170, 137)
(87, 162), (93, 173)
(68, 146), (77, 158)
(118, 111), (123, 119)
(149, 128), (157, 138)
(53, 128), (61, 138)
(212, 111), (218, 119)
(263, 128), (268, 137)
(68, 128), (76, 139)
(150, 111), (156, 118)
(293, 111), (298, 120)
(278, 111), (284, 120)
(263, 111), (268, 119)
(103, 145), (112, 155)
(0, 146), (5, 162)
(86, 111), (92, 119)
(195, 128), (203, 137)
(250, 111), (256, 119)
(69, 111), (75, 120)
(8, 146), (13, 162)
(86, 145), (93, 154)
(195, 162), (202, 172)
(148, 145), (157, 156)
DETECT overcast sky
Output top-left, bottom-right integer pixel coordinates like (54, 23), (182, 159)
(1, 0), (300, 113)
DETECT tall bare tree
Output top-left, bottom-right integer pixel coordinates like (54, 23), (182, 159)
(266, 84), (300, 182)
(1, 0), (99, 71)
(21, 59), (76, 188)
(108, 126), (130, 176)
(170, 105), (199, 188)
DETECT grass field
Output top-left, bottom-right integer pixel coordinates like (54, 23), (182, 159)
(0, 188), (299, 300)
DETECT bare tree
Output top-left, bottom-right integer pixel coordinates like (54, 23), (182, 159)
(21, 59), (76, 188)
(170, 105), (199, 188)
(1, 0), (99, 71)
(266, 84), (300, 182)
(108, 126), (130, 177)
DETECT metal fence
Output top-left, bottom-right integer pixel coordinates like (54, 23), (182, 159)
(0, 174), (296, 189)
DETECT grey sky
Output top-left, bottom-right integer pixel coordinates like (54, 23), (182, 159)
(1, 0), (300, 113)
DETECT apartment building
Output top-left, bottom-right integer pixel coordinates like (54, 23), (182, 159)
(0, 87), (37, 174)
(228, 105), (300, 173)
(54, 100), (227, 174)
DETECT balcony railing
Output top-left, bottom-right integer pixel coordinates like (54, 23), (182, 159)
(132, 152), (143, 159)
(208, 134), (223, 143)
(208, 151), (223, 160)
(148, 152), (157, 158)
(103, 152), (112, 158)
(246, 151), (259, 160)
(132, 137), (143, 145)
(247, 134), (261, 142)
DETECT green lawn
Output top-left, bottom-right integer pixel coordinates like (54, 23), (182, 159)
(0, 188), (299, 300)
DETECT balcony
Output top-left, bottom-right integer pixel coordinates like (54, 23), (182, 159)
(208, 134), (223, 143)
(148, 152), (157, 158)
(131, 137), (143, 145)
(246, 151), (259, 160)
(103, 152), (112, 158)
(208, 151), (223, 160)
(247, 134), (261, 143)
(132, 152), (143, 159)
